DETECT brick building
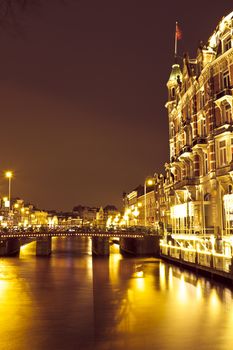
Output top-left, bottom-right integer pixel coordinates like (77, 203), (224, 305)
(160, 11), (233, 253)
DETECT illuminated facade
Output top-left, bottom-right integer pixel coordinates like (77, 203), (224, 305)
(0, 197), (58, 228)
(123, 185), (156, 227)
(163, 11), (233, 250)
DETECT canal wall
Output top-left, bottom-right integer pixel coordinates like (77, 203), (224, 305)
(0, 238), (20, 256)
(160, 244), (233, 283)
(120, 236), (160, 256)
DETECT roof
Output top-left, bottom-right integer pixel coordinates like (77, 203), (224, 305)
(168, 63), (182, 82)
(208, 11), (233, 50)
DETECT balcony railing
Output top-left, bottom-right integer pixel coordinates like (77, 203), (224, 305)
(214, 122), (233, 136)
(216, 163), (233, 176)
(179, 145), (192, 157)
(174, 177), (198, 189)
(192, 136), (207, 147)
(215, 88), (232, 101)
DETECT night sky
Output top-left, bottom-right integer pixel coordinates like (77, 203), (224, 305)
(0, 0), (232, 211)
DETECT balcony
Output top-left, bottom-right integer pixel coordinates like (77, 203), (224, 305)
(214, 123), (233, 136)
(215, 88), (232, 105)
(179, 145), (192, 159)
(216, 161), (233, 177)
(174, 177), (198, 190)
(216, 164), (231, 177)
(215, 88), (232, 100)
(192, 136), (207, 149)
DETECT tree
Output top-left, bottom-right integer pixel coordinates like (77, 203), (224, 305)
(0, 0), (38, 28)
(0, 1), (69, 28)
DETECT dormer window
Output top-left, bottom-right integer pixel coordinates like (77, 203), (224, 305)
(171, 87), (175, 99)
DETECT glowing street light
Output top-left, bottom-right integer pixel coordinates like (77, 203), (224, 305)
(5, 171), (13, 215)
(144, 177), (154, 227)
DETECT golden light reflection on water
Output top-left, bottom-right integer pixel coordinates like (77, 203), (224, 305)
(0, 277), (8, 300)
(209, 289), (221, 318)
(178, 274), (187, 303)
(0, 259), (34, 349)
(109, 244), (122, 284)
(196, 281), (202, 301)
(114, 260), (161, 337)
(0, 239), (233, 349)
(159, 262), (166, 291)
(19, 241), (36, 258)
(168, 266), (173, 289)
(87, 237), (92, 255)
(134, 272), (145, 292)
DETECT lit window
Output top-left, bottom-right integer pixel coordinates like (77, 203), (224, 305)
(219, 140), (227, 166)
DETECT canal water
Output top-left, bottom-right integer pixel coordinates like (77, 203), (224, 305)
(0, 238), (233, 350)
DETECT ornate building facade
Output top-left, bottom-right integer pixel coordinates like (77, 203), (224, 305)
(123, 12), (233, 255)
(159, 11), (233, 254)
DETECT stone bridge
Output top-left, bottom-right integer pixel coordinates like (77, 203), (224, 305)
(0, 227), (160, 257)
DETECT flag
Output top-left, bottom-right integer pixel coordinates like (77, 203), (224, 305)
(176, 22), (182, 40)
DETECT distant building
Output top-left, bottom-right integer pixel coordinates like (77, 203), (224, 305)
(123, 185), (156, 227)
(0, 197), (58, 228)
(73, 205), (98, 226)
(96, 207), (105, 229)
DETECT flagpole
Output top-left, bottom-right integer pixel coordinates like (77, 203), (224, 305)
(175, 21), (178, 58)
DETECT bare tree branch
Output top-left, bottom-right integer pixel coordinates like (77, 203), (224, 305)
(0, 0), (75, 35)
(0, 0), (39, 27)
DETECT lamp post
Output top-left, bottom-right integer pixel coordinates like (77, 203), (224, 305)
(5, 171), (13, 216)
(132, 206), (139, 226)
(144, 177), (154, 227)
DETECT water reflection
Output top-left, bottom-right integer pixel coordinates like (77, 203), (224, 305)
(0, 238), (232, 349)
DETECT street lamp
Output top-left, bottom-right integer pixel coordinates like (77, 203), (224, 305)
(132, 206), (139, 226)
(5, 171), (13, 215)
(144, 177), (154, 227)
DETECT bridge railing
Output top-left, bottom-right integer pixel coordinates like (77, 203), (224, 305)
(0, 225), (160, 236)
